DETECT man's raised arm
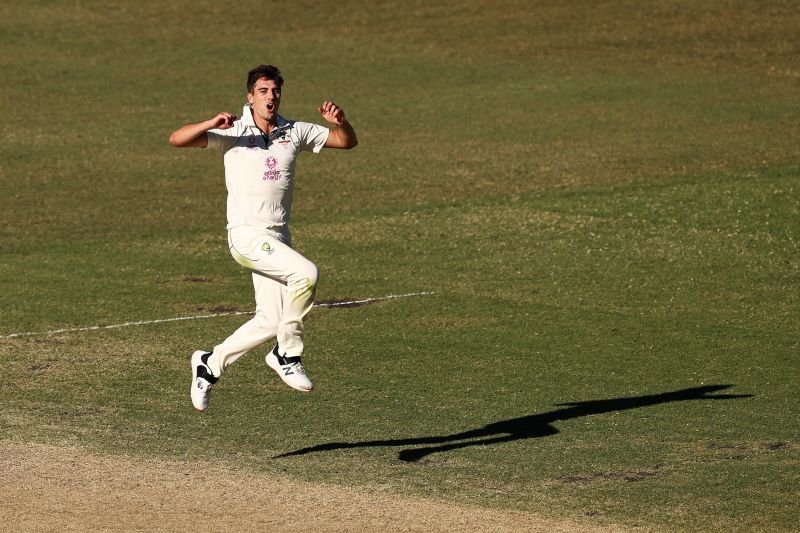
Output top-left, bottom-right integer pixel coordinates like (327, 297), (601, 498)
(318, 101), (358, 150)
(169, 112), (238, 148)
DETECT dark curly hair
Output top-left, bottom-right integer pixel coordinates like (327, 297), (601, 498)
(247, 64), (284, 93)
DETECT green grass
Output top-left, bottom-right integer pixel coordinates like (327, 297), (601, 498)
(1, 0), (799, 530)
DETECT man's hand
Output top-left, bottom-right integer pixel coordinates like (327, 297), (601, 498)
(319, 101), (358, 149)
(318, 101), (346, 126)
(212, 112), (238, 130)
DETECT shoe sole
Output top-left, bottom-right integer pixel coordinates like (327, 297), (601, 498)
(266, 353), (314, 392)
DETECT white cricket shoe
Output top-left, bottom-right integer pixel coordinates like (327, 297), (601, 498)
(191, 350), (218, 411)
(266, 345), (314, 392)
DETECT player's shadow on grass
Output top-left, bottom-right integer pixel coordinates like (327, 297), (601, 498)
(274, 385), (750, 463)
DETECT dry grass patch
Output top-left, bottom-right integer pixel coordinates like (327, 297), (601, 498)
(0, 441), (620, 532)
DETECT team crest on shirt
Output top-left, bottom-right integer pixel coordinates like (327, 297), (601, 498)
(247, 135), (259, 149)
(261, 241), (275, 255)
(276, 131), (291, 149)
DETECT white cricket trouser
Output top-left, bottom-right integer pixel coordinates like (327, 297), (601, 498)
(206, 225), (318, 378)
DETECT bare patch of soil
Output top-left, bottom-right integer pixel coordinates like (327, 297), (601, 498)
(0, 442), (621, 532)
(195, 305), (248, 314)
(183, 276), (212, 283)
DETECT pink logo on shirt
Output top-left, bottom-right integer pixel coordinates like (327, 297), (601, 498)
(263, 156), (281, 181)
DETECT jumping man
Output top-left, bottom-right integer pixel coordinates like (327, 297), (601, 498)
(169, 64), (358, 411)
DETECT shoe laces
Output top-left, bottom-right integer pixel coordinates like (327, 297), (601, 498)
(289, 362), (306, 375)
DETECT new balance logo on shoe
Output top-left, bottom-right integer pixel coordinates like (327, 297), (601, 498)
(266, 344), (314, 392)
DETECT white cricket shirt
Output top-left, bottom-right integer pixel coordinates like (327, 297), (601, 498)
(206, 105), (329, 237)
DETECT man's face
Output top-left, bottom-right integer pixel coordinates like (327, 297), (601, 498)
(247, 77), (282, 124)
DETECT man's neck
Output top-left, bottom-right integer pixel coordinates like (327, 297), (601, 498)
(248, 107), (276, 134)
(255, 117), (277, 135)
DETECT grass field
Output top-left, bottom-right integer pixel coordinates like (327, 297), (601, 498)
(1, 1), (799, 530)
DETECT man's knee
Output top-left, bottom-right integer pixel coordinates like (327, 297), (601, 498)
(304, 262), (319, 287)
(291, 262), (318, 293)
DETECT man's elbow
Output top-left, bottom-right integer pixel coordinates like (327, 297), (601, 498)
(328, 137), (358, 150)
(168, 132), (184, 147)
(342, 133), (358, 149)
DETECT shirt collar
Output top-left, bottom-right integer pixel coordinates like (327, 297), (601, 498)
(242, 104), (291, 136)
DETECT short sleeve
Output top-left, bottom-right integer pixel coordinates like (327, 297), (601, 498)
(206, 127), (241, 153)
(294, 122), (330, 153)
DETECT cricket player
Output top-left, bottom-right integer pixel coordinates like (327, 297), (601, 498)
(169, 64), (358, 411)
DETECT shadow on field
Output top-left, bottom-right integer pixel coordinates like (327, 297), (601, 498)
(274, 385), (751, 463)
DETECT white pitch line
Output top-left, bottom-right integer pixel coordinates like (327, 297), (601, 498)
(0, 291), (435, 340)
(316, 291), (434, 308)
